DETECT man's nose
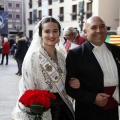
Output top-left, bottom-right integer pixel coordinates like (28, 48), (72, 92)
(96, 27), (101, 32)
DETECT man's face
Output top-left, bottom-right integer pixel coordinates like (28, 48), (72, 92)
(84, 17), (107, 46)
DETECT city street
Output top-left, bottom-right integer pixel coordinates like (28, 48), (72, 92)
(0, 56), (20, 120)
(0, 56), (120, 120)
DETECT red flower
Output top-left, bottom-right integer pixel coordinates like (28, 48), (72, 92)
(19, 90), (56, 119)
(19, 90), (56, 108)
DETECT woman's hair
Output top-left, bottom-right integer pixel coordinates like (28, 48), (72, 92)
(63, 27), (77, 36)
(39, 17), (61, 36)
(16, 33), (23, 38)
(4, 37), (8, 42)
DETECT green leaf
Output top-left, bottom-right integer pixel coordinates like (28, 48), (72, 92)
(30, 103), (44, 115)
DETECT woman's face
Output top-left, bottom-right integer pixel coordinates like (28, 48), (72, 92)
(64, 33), (75, 41)
(41, 22), (60, 47)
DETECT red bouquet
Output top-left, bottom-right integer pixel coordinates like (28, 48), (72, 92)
(19, 89), (56, 120)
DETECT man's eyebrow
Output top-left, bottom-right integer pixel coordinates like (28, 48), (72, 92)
(90, 23), (105, 27)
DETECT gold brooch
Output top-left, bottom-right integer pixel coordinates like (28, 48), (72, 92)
(45, 64), (52, 72)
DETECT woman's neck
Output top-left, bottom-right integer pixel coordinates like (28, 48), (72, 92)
(43, 45), (56, 59)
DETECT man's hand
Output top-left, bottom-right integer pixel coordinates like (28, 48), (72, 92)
(69, 78), (80, 89)
(94, 93), (110, 107)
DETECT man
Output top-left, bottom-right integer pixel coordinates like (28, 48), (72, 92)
(65, 16), (120, 120)
(14, 33), (28, 76)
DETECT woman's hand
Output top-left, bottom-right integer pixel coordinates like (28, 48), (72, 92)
(69, 78), (80, 89)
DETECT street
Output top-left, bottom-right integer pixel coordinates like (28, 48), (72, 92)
(0, 56), (20, 120)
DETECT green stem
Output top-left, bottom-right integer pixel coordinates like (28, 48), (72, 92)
(35, 115), (41, 120)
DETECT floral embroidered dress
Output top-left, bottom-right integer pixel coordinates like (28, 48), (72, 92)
(12, 47), (74, 120)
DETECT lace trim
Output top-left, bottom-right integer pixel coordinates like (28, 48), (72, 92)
(12, 107), (52, 120)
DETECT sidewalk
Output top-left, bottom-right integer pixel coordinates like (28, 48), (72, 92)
(0, 56), (21, 120)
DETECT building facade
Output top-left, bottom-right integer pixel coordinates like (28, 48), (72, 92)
(25, 0), (120, 38)
(0, 0), (119, 37)
(25, 0), (81, 38)
(4, 0), (25, 36)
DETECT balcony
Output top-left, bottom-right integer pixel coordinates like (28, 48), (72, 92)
(28, 18), (32, 24)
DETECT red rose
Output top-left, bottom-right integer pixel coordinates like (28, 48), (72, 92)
(19, 90), (56, 108)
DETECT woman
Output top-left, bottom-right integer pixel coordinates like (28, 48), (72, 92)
(14, 33), (28, 76)
(63, 27), (86, 52)
(12, 16), (80, 120)
(0, 37), (10, 65)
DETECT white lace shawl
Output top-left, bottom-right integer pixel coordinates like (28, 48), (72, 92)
(12, 47), (67, 120)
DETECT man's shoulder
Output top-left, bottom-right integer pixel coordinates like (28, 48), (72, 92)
(106, 42), (120, 50)
(68, 42), (86, 56)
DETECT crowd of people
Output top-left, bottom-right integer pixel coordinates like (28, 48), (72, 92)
(0, 15), (119, 120)
(0, 33), (31, 76)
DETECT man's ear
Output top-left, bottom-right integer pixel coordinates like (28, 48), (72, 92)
(105, 26), (107, 30)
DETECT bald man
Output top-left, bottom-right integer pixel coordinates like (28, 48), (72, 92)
(65, 16), (120, 120)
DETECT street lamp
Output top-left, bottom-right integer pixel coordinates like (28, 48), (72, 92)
(79, 0), (84, 31)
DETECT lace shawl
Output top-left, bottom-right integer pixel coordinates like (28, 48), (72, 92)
(12, 48), (67, 120)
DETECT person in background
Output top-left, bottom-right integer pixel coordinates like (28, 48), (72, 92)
(65, 16), (120, 120)
(0, 36), (3, 54)
(63, 27), (86, 52)
(25, 36), (32, 48)
(14, 33), (28, 76)
(9, 36), (15, 49)
(9, 36), (16, 56)
(0, 37), (10, 65)
(12, 16), (81, 120)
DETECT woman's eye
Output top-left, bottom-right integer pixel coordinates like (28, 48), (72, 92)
(44, 30), (58, 33)
(53, 30), (58, 33)
(45, 30), (50, 33)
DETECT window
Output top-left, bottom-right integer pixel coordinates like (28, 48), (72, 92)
(71, 5), (77, 20)
(59, 7), (64, 21)
(16, 4), (20, 8)
(14, 25), (21, 32)
(29, 0), (32, 8)
(29, 30), (33, 39)
(8, 14), (12, 19)
(60, 0), (64, 3)
(48, 0), (52, 5)
(38, 0), (41, 7)
(38, 10), (42, 20)
(8, 3), (12, 7)
(28, 12), (32, 24)
(16, 14), (20, 19)
(48, 9), (52, 16)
